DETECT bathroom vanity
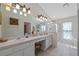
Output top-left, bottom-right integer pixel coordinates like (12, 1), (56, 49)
(0, 34), (53, 56)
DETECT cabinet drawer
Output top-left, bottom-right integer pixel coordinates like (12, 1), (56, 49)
(0, 41), (34, 56)
(24, 42), (35, 56)
(12, 42), (32, 52)
(12, 43), (26, 52)
(35, 38), (45, 42)
(0, 47), (13, 56)
(8, 50), (23, 56)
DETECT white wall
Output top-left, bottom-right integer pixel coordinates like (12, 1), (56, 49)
(77, 3), (79, 55)
(47, 23), (56, 33)
(55, 16), (78, 46)
(0, 4), (56, 39)
(1, 5), (38, 39)
(0, 5), (2, 37)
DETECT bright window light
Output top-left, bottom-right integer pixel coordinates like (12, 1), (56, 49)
(63, 22), (72, 40)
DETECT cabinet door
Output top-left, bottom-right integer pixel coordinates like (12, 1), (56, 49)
(45, 36), (52, 50)
(24, 42), (35, 56)
(51, 33), (57, 48)
(9, 50), (23, 56)
(0, 47), (14, 56)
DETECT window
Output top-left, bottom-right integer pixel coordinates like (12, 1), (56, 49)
(63, 22), (72, 40)
(41, 25), (46, 32)
(55, 24), (58, 32)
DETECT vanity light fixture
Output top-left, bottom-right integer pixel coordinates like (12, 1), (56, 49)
(38, 15), (47, 22)
(28, 10), (31, 14)
(42, 17), (45, 20)
(24, 13), (27, 16)
(27, 8), (31, 14)
(23, 7), (26, 12)
(22, 5), (26, 12)
(40, 16), (43, 19)
(13, 9), (17, 13)
(5, 5), (11, 11)
(40, 19), (44, 22)
(20, 11), (23, 15)
(4, 3), (31, 16)
(44, 17), (47, 21)
(16, 4), (20, 10)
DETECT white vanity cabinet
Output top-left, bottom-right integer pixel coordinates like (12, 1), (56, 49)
(0, 35), (53, 56)
(23, 41), (35, 56)
(0, 47), (14, 56)
(45, 36), (52, 50)
(0, 41), (35, 56)
(9, 50), (23, 56)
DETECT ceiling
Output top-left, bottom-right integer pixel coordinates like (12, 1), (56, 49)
(39, 3), (77, 20)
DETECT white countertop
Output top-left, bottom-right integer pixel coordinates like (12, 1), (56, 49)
(0, 34), (50, 50)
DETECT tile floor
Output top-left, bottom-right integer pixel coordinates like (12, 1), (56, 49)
(38, 42), (77, 56)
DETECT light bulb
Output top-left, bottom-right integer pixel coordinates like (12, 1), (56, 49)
(24, 13), (27, 16)
(45, 19), (47, 21)
(16, 4), (20, 9)
(40, 16), (42, 19)
(20, 11), (23, 15)
(28, 10), (31, 14)
(13, 9), (17, 13)
(23, 8), (26, 12)
(42, 17), (45, 20)
(40, 20), (44, 22)
(5, 6), (11, 11)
